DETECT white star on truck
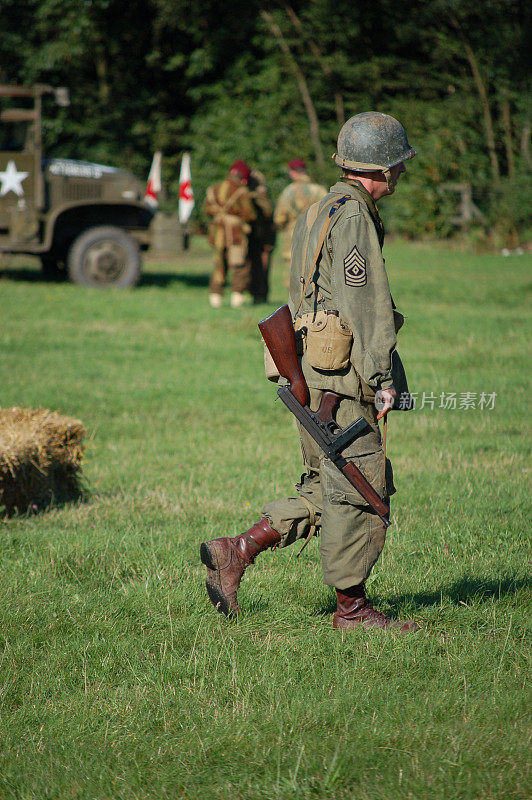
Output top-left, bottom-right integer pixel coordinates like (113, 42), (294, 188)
(0, 160), (29, 197)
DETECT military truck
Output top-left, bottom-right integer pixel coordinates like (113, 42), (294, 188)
(0, 84), (154, 287)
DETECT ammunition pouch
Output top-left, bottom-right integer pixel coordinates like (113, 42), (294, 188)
(295, 310), (353, 371)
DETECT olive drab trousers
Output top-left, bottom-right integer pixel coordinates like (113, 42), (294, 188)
(262, 389), (395, 590)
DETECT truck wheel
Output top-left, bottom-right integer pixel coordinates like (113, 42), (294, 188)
(67, 226), (141, 288)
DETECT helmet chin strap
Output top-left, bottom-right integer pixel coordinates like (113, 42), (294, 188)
(384, 168), (395, 191)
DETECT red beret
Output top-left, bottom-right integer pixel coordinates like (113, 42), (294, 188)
(230, 160), (251, 181)
(288, 158), (306, 171)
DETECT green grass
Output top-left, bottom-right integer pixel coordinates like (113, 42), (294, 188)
(0, 238), (530, 800)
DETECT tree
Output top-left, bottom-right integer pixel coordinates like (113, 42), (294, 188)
(0, 0), (528, 241)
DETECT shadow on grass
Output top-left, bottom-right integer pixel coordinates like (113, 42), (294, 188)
(0, 266), (211, 289)
(1, 483), (89, 519)
(0, 265), (279, 298)
(313, 574), (531, 617)
(140, 271), (210, 288)
(391, 574), (531, 609)
(0, 267), (45, 283)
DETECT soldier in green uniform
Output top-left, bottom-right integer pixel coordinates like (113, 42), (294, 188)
(201, 113), (420, 632)
(274, 159), (327, 285)
(204, 160), (256, 308)
(247, 168), (276, 304)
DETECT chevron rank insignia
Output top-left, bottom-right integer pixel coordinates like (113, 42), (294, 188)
(344, 246), (367, 287)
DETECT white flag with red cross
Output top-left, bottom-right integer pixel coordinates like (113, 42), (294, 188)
(178, 153), (194, 225)
(144, 151), (162, 208)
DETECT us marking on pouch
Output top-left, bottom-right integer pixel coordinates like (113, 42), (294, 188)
(344, 246), (367, 287)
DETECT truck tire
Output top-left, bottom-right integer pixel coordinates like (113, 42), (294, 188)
(67, 226), (141, 288)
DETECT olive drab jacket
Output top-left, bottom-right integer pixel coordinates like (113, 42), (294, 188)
(204, 176), (256, 251)
(274, 174), (327, 259)
(288, 178), (397, 399)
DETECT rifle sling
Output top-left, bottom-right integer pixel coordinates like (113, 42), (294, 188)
(295, 195), (350, 318)
(382, 414), (387, 490)
(209, 184), (247, 217)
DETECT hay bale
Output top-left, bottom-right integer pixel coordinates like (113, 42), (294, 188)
(0, 407), (86, 515)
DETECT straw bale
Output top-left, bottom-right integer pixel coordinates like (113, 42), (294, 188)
(0, 407), (86, 515)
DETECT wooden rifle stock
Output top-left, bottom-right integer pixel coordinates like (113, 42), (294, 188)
(258, 304), (309, 406)
(340, 462), (390, 522)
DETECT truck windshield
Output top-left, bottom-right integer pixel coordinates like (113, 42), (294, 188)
(0, 120), (31, 152)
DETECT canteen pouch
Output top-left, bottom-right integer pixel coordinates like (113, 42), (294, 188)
(296, 310), (353, 371)
(227, 242), (247, 267)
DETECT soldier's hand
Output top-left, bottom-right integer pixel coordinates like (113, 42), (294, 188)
(376, 387), (396, 420)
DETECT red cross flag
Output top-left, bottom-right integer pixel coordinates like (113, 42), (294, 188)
(178, 153), (194, 225)
(144, 151), (162, 208)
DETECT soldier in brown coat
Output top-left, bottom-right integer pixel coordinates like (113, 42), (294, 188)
(204, 160), (256, 308)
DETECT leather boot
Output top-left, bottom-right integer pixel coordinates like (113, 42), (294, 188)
(333, 585), (420, 633)
(200, 518), (281, 617)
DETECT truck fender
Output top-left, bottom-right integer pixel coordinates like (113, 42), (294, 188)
(42, 200), (154, 251)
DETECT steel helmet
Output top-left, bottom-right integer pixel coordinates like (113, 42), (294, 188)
(334, 112), (416, 187)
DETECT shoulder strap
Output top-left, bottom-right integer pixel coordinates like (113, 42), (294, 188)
(295, 195), (349, 317)
(222, 185), (247, 213)
(211, 182), (247, 215)
(306, 200), (321, 232)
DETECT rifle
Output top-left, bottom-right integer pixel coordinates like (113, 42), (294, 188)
(258, 304), (391, 528)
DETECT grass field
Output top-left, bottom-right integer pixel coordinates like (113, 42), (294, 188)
(0, 237), (530, 800)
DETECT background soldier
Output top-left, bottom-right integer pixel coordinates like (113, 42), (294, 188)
(247, 168), (276, 304)
(274, 159), (327, 284)
(201, 113), (420, 632)
(204, 160), (256, 308)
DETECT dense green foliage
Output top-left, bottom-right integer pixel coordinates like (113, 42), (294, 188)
(0, 242), (530, 798)
(0, 1), (530, 237)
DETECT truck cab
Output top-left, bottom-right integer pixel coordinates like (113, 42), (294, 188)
(0, 84), (154, 287)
